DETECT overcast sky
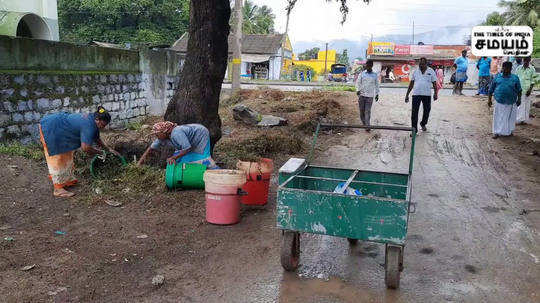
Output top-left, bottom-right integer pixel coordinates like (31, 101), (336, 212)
(251, 0), (502, 43)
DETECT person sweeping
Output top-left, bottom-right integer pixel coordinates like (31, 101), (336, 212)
(137, 122), (218, 168)
(39, 106), (119, 197)
(488, 61), (522, 139)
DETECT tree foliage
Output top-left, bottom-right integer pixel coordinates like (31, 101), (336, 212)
(58, 0), (190, 46)
(481, 0), (539, 57)
(298, 47), (320, 60)
(482, 0), (539, 28)
(498, 0), (539, 28)
(336, 49), (350, 66)
(242, 0), (275, 34)
(483, 12), (505, 25)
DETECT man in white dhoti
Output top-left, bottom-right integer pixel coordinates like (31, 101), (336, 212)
(515, 56), (535, 124)
(488, 61), (522, 139)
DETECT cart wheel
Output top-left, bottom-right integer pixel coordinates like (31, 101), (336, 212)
(385, 245), (401, 289)
(281, 231), (300, 271)
(347, 238), (358, 245)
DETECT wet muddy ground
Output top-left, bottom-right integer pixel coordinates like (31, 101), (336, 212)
(1, 89), (538, 302)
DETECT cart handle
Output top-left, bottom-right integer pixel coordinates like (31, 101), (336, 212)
(319, 123), (415, 132)
(307, 123), (417, 175)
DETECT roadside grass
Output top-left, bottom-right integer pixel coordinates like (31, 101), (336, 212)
(323, 85), (356, 92)
(0, 142), (44, 161)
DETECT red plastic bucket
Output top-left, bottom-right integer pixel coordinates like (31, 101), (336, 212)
(237, 159), (273, 206)
(203, 170), (246, 225)
(241, 179), (270, 206)
(205, 193), (241, 225)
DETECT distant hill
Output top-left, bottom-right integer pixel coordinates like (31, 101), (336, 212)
(292, 25), (473, 62)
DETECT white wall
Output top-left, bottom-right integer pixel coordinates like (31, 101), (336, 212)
(269, 56), (281, 80)
(0, 0), (59, 40)
(0, 0), (58, 20)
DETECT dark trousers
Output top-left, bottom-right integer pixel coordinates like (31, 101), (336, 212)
(411, 95), (431, 130)
(358, 96), (374, 126)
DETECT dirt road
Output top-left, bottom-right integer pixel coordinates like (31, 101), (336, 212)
(280, 90), (540, 302)
(1, 90), (538, 302)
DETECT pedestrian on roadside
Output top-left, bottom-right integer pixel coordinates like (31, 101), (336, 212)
(510, 57), (522, 74)
(306, 69), (312, 82)
(405, 57), (438, 133)
(299, 71), (304, 82)
(355, 59), (380, 132)
(453, 49), (468, 95)
(488, 61), (522, 139)
(515, 56), (535, 125)
(436, 65), (444, 91)
(476, 56), (492, 96)
(491, 56), (501, 77)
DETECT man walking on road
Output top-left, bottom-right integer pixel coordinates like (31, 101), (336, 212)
(488, 61), (522, 139)
(405, 57), (438, 133)
(515, 56), (535, 125)
(453, 49), (468, 95)
(355, 60), (380, 132)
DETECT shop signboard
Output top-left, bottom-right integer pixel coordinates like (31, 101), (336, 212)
(368, 42), (395, 56)
(471, 26), (533, 57)
(410, 44), (434, 55)
(394, 45), (410, 55)
(393, 63), (413, 82)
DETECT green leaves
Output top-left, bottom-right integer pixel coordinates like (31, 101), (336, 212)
(298, 48), (320, 60)
(241, 0), (275, 34)
(58, 0), (189, 46)
(337, 49), (350, 67)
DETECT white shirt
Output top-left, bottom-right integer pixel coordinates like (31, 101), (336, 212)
(411, 67), (437, 96)
(355, 71), (380, 98)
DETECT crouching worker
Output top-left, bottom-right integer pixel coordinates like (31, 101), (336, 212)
(137, 122), (218, 168)
(39, 106), (119, 197)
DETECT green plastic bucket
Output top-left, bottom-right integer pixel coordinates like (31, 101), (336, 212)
(165, 162), (206, 189)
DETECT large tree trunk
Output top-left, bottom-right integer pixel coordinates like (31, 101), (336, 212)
(164, 0), (231, 149)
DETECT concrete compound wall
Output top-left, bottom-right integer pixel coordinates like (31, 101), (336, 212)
(0, 35), (183, 143)
(0, 72), (147, 144)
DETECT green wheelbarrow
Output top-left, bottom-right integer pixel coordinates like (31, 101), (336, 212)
(276, 123), (417, 289)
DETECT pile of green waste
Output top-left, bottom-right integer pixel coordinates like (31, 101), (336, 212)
(90, 153), (127, 179)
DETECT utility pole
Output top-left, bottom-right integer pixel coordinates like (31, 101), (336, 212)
(279, 9), (291, 80)
(412, 20), (415, 45)
(232, 0), (243, 92)
(323, 42), (328, 77)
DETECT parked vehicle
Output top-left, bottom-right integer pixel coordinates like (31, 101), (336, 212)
(328, 64), (348, 82)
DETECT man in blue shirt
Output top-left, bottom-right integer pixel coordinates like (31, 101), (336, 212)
(488, 61), (522, 139)
(476, 56), (492, 95)
(453, 49), (468, 95)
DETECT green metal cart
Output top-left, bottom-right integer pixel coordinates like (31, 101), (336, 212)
(277, 123), (417, 289)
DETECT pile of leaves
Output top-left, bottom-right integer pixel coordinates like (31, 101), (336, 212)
(215, 132), (304, 168)
(91, 154), (126, 179)
(80, 163), (164, 205)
